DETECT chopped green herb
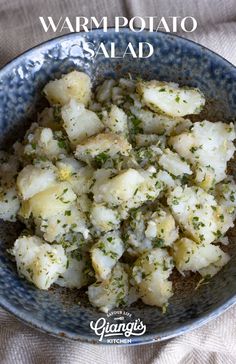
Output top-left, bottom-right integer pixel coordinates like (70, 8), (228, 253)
(95, 152), (109, 165)
(153, 238), (165, 248)
(58, 140), (66, 149)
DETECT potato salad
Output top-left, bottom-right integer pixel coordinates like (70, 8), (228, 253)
(1, 70), (236, 313)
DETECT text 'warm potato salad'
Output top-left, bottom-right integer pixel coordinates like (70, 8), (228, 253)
(1, 70), (236, 313)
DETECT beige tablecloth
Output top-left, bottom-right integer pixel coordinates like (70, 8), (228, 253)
(1, 0), (236, 363)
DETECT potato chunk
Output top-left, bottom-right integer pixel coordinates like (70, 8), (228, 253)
(56, 251), (89, 289)
(198, 252), (230, 278)
(169, 120), (236, 183)
(125, 206), (178, 256)
(61, 99), (104, 145)
(194, 165), (216, 191)
(17, 164), (56, 200)
(0, 187), (20, 222)
(103, 105), (129, 135)
(96, 79), (116, 103)
(124, 207), (153, 256)
(75, 133), (132, 162)
(56, 157), (83, 181)
(167, 186), (224, 244)
(173, 237), (229, 274)
(59, 165), (94, 196)
(130, 105), (192, 135)
(132, 167), (163, 205)
(137, 80), (205, 117)
(88, 263), (129, 313)
(43, 71), (92, 106)
(145, 208), (179, 247)
(91, 232), (125, 280)
(13, 236), (67, 290)
(215, 178), (236, 216)
(134, 145), (162, 168)
(135, 133), (164, 147)
(24, 126), (68, 160)
(36, 203), (89, 242)
(156, 170), (179, 191)
(56, 156), (94, 196)
(90, 203), (120, 232)
(93, 166), (163, 212)
(92, 168), (115, 196)
(159, 148), (192, 177)
(27, 182), (76, 219)
(93, 168), (145, 207)
(132, 248), (174, 307)
(213, 178), (236, 235)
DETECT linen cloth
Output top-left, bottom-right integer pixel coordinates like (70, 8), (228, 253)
(0, 0), (236, 363)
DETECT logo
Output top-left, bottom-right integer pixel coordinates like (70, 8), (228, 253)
(90, 310), (146, 344)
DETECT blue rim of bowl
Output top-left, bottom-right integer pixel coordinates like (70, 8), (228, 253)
(0, 28), (236, 345)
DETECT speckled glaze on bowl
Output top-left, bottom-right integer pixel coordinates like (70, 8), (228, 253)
(0, 29), (236, 346)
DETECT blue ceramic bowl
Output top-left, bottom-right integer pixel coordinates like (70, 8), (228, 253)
(0, 29), (236, 346)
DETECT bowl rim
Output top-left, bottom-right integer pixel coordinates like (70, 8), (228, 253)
(1, 27), (236, 74)
(1, 291), (236, 346)
(0, 28), (236, 346)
